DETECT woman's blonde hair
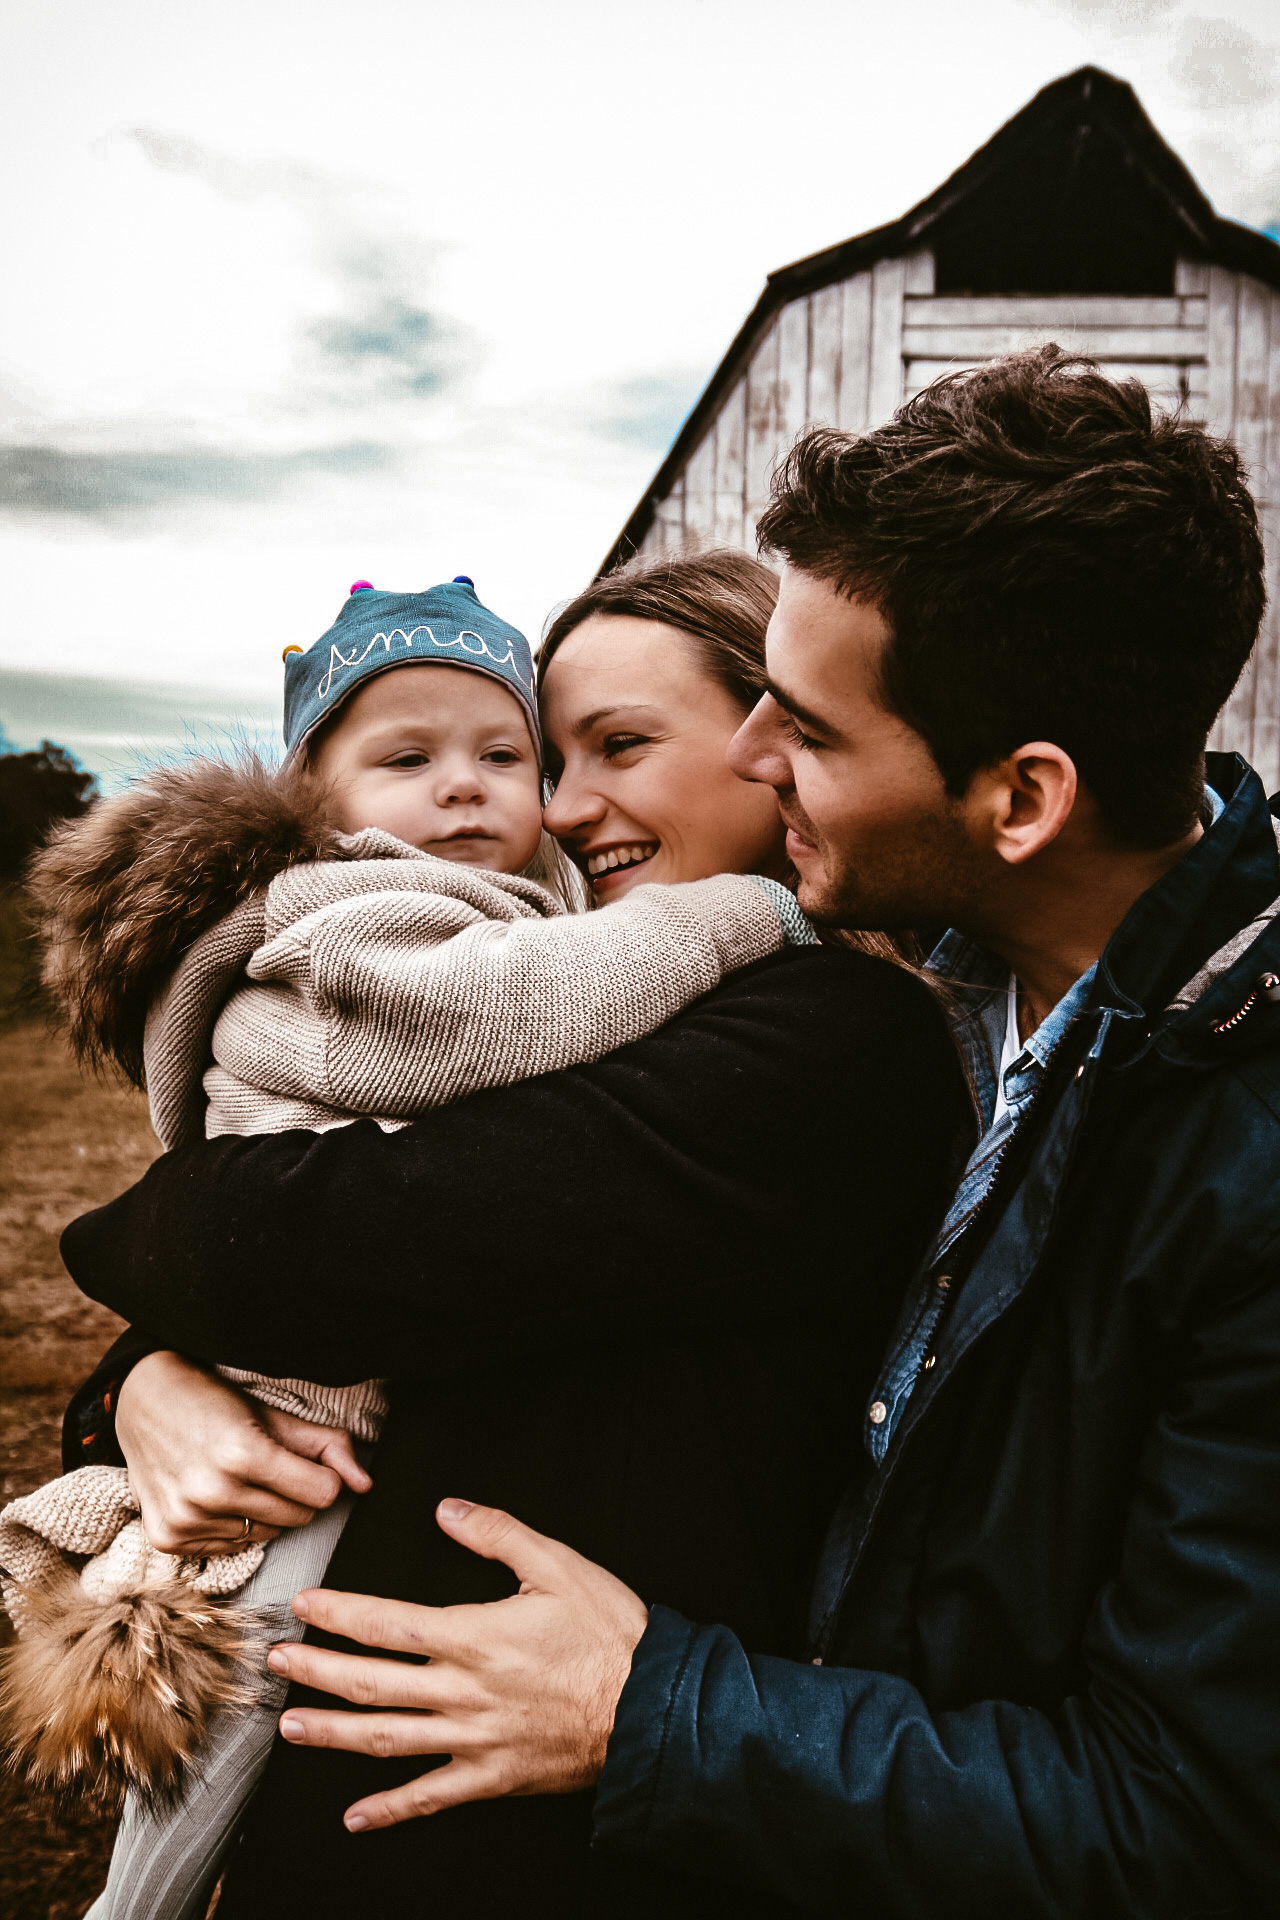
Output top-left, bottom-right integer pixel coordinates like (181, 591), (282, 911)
(538, 548), (920, 965)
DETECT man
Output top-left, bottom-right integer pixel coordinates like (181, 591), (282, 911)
(65, 350), (1280, 1914)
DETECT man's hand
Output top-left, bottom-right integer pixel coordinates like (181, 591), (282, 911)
(266, 1498), (649, 1831)
(115, 1351), (372, 1557)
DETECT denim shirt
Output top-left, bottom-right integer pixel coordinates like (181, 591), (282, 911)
(862, 787), (1226, 1465)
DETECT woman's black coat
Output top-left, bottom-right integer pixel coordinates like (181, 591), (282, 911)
(64, 943), (968, 1918)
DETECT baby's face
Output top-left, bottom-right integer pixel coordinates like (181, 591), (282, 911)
(310, 663), (544, 872)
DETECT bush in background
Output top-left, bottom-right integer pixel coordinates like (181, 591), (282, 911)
(0, 742), (98, 1024)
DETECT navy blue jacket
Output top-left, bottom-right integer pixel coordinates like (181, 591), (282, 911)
(592, 754), (1280, 1917)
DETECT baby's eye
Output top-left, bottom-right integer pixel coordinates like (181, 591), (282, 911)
(387, 751), (429, 769)
(483, 747), (523, 765)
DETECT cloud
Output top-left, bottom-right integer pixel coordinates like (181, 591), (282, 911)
(0, 441), (393, 516)
(0, 130), (479, 522)
(308, 297), (470, 400)
(1174, 16), (1278, 107)
(125, 127), (478, 407)
(594, 369), (708, 449)
(1052, 0), (1182, 20)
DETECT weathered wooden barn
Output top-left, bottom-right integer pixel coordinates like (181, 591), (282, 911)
(605, 67), (1280, 788)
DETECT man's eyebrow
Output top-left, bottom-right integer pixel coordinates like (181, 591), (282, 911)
(763, 678), (834, 735)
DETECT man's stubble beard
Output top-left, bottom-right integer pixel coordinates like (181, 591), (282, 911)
(795, 803), (979, 934)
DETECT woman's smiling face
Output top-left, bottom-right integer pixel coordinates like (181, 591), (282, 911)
(539, 613), (788, 900)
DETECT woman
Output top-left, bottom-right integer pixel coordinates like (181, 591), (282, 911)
(62, 551), (969, 1918)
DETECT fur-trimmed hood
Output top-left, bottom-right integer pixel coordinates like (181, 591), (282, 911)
(28, 756), (346, 1086)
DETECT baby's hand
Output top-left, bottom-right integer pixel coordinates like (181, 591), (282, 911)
(257, 1403), (373, 1493)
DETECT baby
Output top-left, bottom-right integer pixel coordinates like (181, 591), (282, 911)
(0, 576), (800, 1885)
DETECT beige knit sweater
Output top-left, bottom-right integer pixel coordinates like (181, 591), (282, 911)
(140, 826), (789, 1444)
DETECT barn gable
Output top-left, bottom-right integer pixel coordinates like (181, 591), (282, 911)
(604, 66), (1280, 785)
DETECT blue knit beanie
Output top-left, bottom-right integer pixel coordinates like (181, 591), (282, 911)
(283, 578), (540, 766)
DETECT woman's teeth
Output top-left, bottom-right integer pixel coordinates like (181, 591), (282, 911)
(587, 843), (658, 877)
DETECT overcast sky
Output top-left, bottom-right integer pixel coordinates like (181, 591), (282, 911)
(1, 0), (1277, 776)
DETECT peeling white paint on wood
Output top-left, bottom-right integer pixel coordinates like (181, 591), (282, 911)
(838, 272), (874, 431)
(713, 379), (747, 550)
(907, 295), (1201, 329)
(868, 257), (909, 425)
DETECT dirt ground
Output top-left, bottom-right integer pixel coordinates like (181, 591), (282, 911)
(0, 1016), (160, 1919)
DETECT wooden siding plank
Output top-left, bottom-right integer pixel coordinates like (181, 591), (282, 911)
(682, 432), (716, 551)
(1206, 266), (1238, 439)
(903, 249), (935, 294)
(1266, 291), (1280, 505)
(1249, 507), (1280, 790)
(1176, 259), (1210, 296)
(712, 378), (747, 549)
(1248, 298), (1280, 790)
(904, 295), (1189, 330)
(1235, 277), (1272, 491)
(1219, 646), (1259, 773)
(775, 296), (810, 452)
(901, 324), (1207, 360)
(807, 283), (843, 428)
(868, 256), (907, 426)
(905, 356), (1185, 389)
(837, 272), (873, 431)
(746, 321), (782, 514)
(643, 476), (685, 558)
(1214, 277), (1254, 757)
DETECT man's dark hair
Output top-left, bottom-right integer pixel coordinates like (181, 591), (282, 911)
(757, 347), (1266, 848)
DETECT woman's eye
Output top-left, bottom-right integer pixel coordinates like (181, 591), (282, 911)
(602, 733), (649, 760)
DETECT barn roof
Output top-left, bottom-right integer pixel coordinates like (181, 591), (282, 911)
(602, 65), (1280, 574)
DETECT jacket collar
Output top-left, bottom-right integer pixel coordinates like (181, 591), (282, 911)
(1092, 754), (1280, 1033)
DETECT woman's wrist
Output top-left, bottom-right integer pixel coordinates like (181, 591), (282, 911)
(113, 1349), (196, 1465)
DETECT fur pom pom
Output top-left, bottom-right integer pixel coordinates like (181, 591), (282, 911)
(0, 1574), (261, 1805)
(26, 752), (344, 1085)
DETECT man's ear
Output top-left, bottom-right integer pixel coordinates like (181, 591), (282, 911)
(964, 744), (1078, 868)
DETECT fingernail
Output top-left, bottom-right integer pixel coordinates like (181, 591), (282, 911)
(438, 1498), (474, 1522)
(346, 1814), (369, 1832)
(281, 1717), (306, 1741)
(267, 1649), (289, 1674)
(293, 1592), (311, 1618)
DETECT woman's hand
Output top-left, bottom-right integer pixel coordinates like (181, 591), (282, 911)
(114, 1351), (372, 1557)
(265, 1499), (649, 1830)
